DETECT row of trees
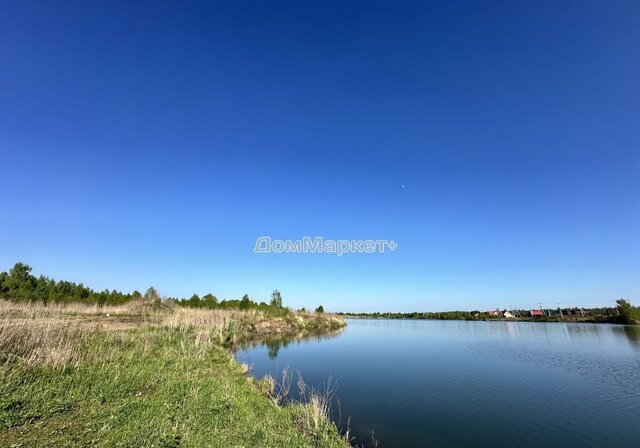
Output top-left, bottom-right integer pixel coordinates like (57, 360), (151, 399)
(0, 263), (149, 306)
(176, 289), (285, 311)
(339, 301), (640, 324)
(338, 310), (496, 320)
(176, 289), (326, 314)
(0, 263), (301, 312)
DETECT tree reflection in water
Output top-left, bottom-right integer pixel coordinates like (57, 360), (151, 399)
(622, 325), (640, 349)
(237, 328), (345, 360)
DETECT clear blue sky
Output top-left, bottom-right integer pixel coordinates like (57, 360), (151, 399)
(1, 1), (638, 312)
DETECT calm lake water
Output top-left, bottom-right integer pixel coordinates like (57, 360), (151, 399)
(236, 319), (640, 448)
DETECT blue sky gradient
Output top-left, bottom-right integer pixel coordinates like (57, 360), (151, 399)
(1, 1), (638, 311)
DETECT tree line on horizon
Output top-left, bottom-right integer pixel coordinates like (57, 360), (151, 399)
(0, 262), (327, 314)
(0, 262), (137, 306)
(339, 300), (640, 325)
(176, 290), (285, 313)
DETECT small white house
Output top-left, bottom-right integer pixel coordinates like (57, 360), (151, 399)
(503, 311), (515, 318)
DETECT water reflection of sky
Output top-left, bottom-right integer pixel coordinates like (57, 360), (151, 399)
(349, 318), (640, 353)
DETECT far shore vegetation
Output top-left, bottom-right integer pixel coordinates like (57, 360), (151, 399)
(0, 262), (348, 447)
(341, 299), (640, 325)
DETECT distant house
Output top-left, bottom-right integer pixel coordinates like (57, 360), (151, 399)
(503, 311), (515, 318)
(487, 309), (502, 316)
(530, 310), (545, 317)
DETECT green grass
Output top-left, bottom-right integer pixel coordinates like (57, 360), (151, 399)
(0, 326), (347, 447)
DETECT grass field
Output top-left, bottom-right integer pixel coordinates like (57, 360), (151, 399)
(0, 300), (348, 447)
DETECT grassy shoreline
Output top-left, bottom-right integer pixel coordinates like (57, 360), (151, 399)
(0, 300), (348, 447)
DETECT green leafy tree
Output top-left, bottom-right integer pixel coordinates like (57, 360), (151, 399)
(187, 294), (201, 307)
(0, 271), (8, 295)
(5, 262), (37, 300)
(202, 293), (218, 308)
(239, 294), (251, 310)
(616, 299), (640, 324)
(34, 275), (49, 303)
(315, 305), (324, 313)
(145, 287), (160, 303)
(270, 290), (283, 308)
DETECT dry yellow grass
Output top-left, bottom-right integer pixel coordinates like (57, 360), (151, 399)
(0, 300), (244, 369)
(0, 300), (345, 369)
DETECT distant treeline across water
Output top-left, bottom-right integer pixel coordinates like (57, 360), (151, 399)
(339, 303), (640, 325)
